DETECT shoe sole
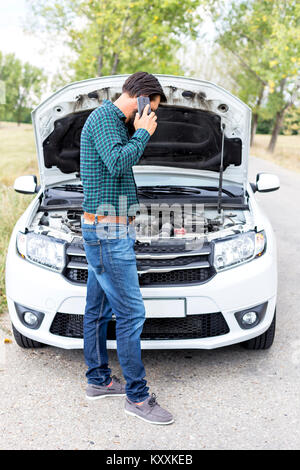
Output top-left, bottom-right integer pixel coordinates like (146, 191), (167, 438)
(86, 393), (126, 400)
(125, 408), (174, 425)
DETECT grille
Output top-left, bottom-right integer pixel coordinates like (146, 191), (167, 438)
(64, 266), (215, 286)
(50, 312), (229, 340)
(135, 242), (189, 254)
(137, 254), (209, 268)
(64, 240), (216, 287)
(139, 267), (215, 286)
(65, 268), (87, 284)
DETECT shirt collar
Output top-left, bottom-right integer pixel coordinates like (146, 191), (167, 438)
(102, 99), (126, 121)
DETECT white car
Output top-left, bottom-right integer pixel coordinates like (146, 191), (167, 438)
(5, 74), (279, 351)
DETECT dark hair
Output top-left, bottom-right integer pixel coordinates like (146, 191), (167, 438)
(122, 71), (167, 103)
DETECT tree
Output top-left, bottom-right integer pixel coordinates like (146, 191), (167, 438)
(25, 0), (208, 81)
(185, 38), (267, 145)
(282, 105), (300, 136)
(266, 77), (299, 152)
(212, 1), (271, 145)
(0, 51), (47, 124)
(261, 1), (300, 152)
(212, 0), (300, 151)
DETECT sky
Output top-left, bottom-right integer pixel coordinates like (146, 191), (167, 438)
(1, 1), (37, 62)
(0, 0), (66, 74)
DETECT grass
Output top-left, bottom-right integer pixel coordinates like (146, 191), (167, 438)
(251, 134), (300, 174)
(0, 121), (39, 186)
(0, 122), (38, 314)
(0, 122), (299, 315)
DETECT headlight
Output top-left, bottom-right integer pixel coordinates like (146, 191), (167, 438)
(213, 230), (266, 271)
(16, 231), (66, 272)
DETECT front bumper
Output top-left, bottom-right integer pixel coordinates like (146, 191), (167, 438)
(6, 231), (277, 349)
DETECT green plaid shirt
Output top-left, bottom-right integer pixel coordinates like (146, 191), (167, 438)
(80, 99), (151, 216)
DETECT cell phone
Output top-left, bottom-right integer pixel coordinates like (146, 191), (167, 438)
(137, 96), (151, 116)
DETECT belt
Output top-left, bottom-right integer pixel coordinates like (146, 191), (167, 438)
(83, 212), (135, 225)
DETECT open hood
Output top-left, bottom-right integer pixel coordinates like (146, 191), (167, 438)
(31, 74), (251, 189)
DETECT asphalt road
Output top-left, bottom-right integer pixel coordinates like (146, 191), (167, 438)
(1, 155), (300, 450)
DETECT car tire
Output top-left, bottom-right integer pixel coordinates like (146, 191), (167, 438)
(11, 323), (45, 349)
(240, 309), (276, 350)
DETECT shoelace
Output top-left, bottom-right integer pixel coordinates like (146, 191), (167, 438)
(148, 392), (158, 407)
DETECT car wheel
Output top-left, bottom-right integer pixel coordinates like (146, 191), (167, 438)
(11, 323), (45, 349)
(240, 309), (276, 350)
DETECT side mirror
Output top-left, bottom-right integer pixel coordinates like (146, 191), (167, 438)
(14, 175), (40, 194)
(255, 173), (280, 193)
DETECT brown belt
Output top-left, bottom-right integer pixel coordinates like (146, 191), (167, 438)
(83, 212), (135, 225)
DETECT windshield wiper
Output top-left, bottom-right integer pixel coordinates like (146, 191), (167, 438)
(196, 186), (236, 197)
(52, 184), (83, 193)
(138, 185), (236, 198)
(138, 186), (202, 197)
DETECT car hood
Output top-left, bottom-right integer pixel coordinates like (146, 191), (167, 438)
(31, 74), (251, 189)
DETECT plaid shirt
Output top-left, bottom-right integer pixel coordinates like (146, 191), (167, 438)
(80, 99), (151, 216)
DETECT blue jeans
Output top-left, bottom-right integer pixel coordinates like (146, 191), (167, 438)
(81, 217), (150, 403)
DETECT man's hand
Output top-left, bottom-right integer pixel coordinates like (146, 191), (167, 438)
(134, 103), (157, 136)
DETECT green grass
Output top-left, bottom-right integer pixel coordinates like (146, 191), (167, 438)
(0, 121), (39, 186)
(0, 122), (37, 314)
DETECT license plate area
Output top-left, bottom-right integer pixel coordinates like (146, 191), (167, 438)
(144, 298), (186, 318)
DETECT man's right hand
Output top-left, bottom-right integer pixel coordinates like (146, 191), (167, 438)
(134, 103), (157, 136)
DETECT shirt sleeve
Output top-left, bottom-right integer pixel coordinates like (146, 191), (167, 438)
(89, 111), (151, 177)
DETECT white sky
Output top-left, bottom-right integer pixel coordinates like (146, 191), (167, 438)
(0, 1), (39, 62)
(0, 0), (67, 75)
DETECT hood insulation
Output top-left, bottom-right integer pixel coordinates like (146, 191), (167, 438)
(42, 104), (242, 175)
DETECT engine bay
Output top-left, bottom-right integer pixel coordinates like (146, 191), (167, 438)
(30, 184), (254, 246)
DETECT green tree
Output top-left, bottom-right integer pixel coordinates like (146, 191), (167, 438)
(25, 0), (207, 81)
(0, 51), (47, 124)
(282, 105), (300, 135)
(213, 0), (300, 151)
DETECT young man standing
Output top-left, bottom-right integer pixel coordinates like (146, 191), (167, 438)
(80, 72), (174, 425)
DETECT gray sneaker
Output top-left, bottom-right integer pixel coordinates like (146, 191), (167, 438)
(125, 392), (174, 425)
(86, 375), (126, 400)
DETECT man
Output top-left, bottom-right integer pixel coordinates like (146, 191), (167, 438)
(80, 72), (174, 425)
